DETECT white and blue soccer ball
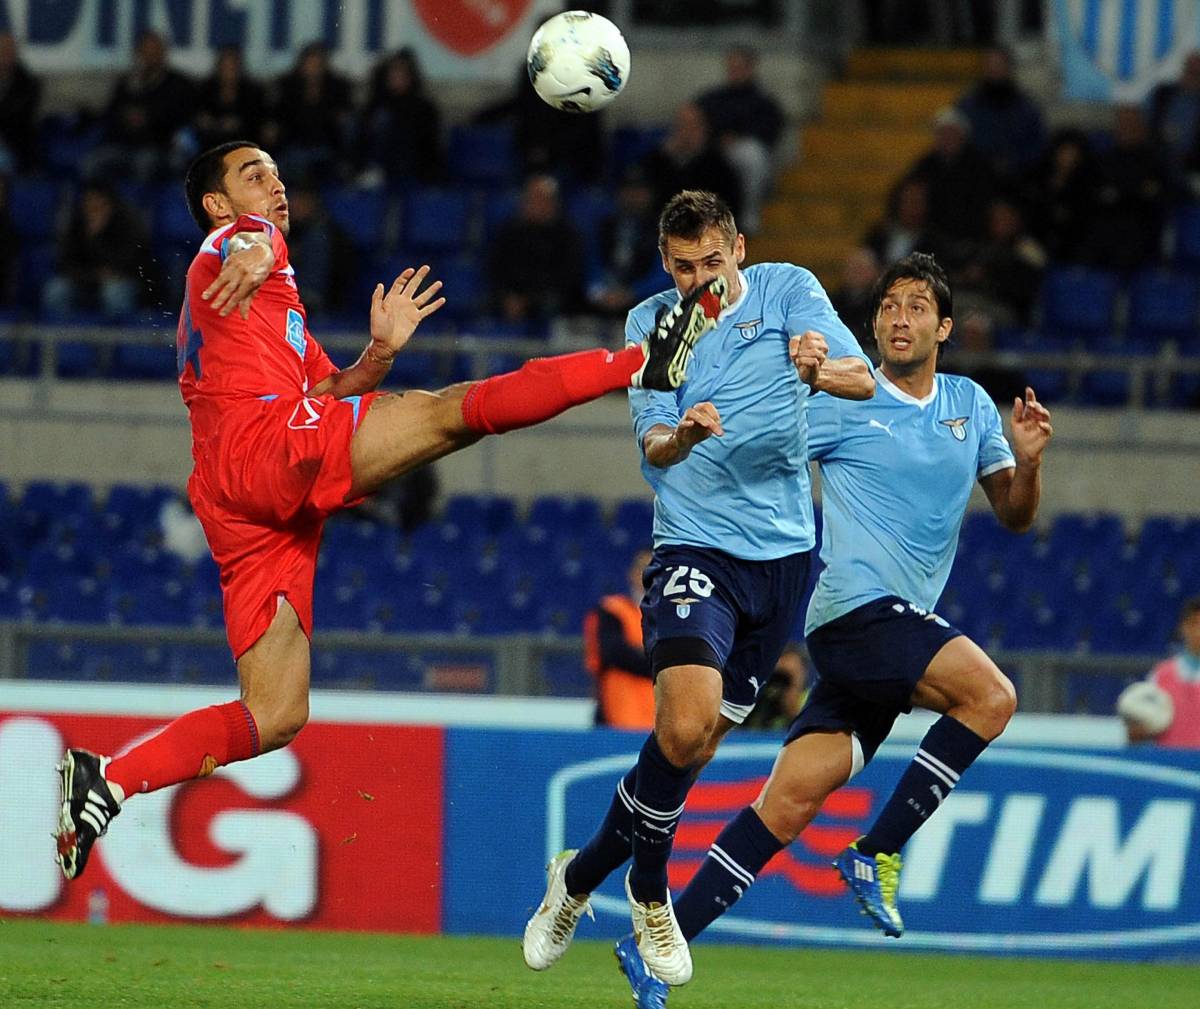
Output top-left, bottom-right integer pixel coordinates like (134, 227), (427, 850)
(527, 11), (630, 113)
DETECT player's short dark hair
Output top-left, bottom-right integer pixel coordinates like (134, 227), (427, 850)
(658, 190), (737, 250)
(184, 139), (258, 232)
(870, 251), (953, 322)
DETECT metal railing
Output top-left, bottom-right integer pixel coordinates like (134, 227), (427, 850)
(0, 619), (1157, 715)
(4, 323), (1200, 410)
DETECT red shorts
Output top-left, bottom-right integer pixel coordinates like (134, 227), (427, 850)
(188, 393), (380, 659)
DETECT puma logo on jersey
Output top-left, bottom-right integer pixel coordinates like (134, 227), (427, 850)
(868, 419), (895, 436)
(940, 416), (970, 441)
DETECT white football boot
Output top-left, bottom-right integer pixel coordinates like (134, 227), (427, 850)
(625, 869), (692, 986)
(522, 849), (594, 970)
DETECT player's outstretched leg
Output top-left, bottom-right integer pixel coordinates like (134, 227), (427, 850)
(633, 275), (729, 391)
(625, 868), (691, 986)
(832, 839), (905, 938)
(614, 934), (670, 1009)
(55, 749), (122, 881)
(522, 850), (594, 970)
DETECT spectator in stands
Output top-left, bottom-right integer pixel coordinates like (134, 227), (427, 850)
(830, 245), (882, 353)
(0, 33), (40, 173)
(0, 172), (18, 307)
(862, 176), (949, 267)
(1023, 128), (1096, 264)
(954, 196), (1046, 329)
(640, 102), (743, 219)
(90, 29), (194, 181)
(740, 643), (809, 731)
(907, 106), (994, 247)
(587, 164), (662, 317)
(1087, 104), (1172, 271)
(265, 42), (354, 184)
(360, 48), (444, 189)
(41, 179), (155, 320)
(191, 46), (267, 153)
(956, 45), (1044, 181)
(1122, 597), (1200, 748)
(695, 46), (785, 235)
(1148, 50), (1200, 190)
(475, 62), (604, 184)
(281, 178), (355, 319)
(487, 173), (585, 323)
(583, 547), (655, 729)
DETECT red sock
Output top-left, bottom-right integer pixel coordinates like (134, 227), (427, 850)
(106, 701), (260, 797)
(461, 346), (646, 434)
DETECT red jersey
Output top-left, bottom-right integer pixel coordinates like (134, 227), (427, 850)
(176, 214), (338, 464)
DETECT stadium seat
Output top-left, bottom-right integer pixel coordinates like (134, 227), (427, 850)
(441, 494), (517, 538)
(154, 183), (200, 245)
(1039, 267), (1119, 340)
(447, 124), (518, 189)
(10, 177), (62, 240)
(1127, 269), (1200, 343)
(402, 188), (473, 253)
(324, 188), (393, 251)
(480, 187), (521, 244)
(528, 496), (603, 534)
(167, 642), (233, 684)
(113, 343), (179, 380)
(25, 639), (87, 680)
(613, 499), (655, 543)
(610, 126), (668, 179)
(433, 256), (484, 320)
(1173, 203), (1200, 270)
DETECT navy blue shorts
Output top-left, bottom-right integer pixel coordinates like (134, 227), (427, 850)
(784, 596), (963, 762)
(641, 545), (811, 724)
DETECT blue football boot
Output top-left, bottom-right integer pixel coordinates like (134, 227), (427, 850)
(832, 839), (904, 938)
(614, 934), (670, 1009)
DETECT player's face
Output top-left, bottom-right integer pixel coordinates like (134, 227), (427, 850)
(210, 147), (290, 235)
(873, 278), (951, 373)
(661, 227), (745, 298)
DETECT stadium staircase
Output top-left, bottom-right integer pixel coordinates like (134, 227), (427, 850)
(749, 48), (984, 286)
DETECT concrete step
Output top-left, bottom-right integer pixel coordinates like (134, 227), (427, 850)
(761, 196), (881, 236)
(777, 164), (896, 199)
(821, 80), (961, 125)
(845, 47), (984, 81)
(801, 124), (930, 170)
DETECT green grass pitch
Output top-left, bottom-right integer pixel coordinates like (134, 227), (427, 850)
(1, 919), (1196, 1009)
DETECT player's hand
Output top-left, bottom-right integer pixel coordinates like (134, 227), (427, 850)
(789, 331), (829, 386)
(1010, 386), (1053, 465)
(675, 402), (723, 452)
(202, 241), (273, 319)
(368, 265), (446, 361)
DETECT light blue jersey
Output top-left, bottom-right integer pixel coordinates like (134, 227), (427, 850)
(627, 262), (870, 560)
(805, 370), (1016, 634)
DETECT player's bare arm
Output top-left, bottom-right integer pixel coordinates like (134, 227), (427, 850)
(980, 386), (1053, 532)
(643, 403), (723, 468)
(309, 266), (446, 399)
(789, 331), (875, 400)
(202, 230), (274, 319)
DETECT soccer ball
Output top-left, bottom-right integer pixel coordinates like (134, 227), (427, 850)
(527, 11), (630, 113)
(1116, 681), (1174, 736)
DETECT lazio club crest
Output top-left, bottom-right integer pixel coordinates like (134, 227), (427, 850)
(940, 416), (969, 442)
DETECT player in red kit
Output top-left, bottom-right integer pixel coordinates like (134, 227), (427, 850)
(54, 140), (729, 880)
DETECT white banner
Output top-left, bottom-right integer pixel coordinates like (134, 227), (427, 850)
(1051, 0), (1200, 101)
(6, 0), (562, 80)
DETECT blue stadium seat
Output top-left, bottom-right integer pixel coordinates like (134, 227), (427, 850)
(480, 187), (521, 244)
(447, 124), (518, 189)
(1065, 672), (1135, 715)
(1173, 203), (1200, 270)
(1127, 269), (1200, 343)
(402, 188), (473, 253)
(109, 575), (190, 626)
(442, 494), (516, 538)
(434, 256), (484, 320)
(1040, 267), (1119, 339)
(613, 499), (654, 542)
(313, 581), (367, 630)
(528, 496), (603, 534)
(25, 639), (87, 680)
(541, 651), (594, 698)
(324, 188), (393, 251)
(154, 183), (200, 245)
(113, 343), (178, 380)
(17, 242), (56, 312)
(610, 126), (668, 179)
(167, 642), (232, 684)
(10, 178), (62, 240)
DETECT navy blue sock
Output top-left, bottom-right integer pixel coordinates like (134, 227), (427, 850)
(674, 806), (784, 941)
(628, 733), (695, 904)
(859, 715), (988, 856)
(564, 766), (637, 895)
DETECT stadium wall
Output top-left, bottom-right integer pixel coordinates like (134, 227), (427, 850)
(3, 685), (1197, 962)
(3, 380), (1200, 517)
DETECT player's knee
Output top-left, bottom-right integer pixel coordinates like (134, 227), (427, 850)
(754, 790), (819, 844)
(253, 696), (309, 752)
(655, 715), (714, 768)
(974, 672), (1017, 740)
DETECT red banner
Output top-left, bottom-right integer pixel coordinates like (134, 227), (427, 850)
(0, 712), (444, 932)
